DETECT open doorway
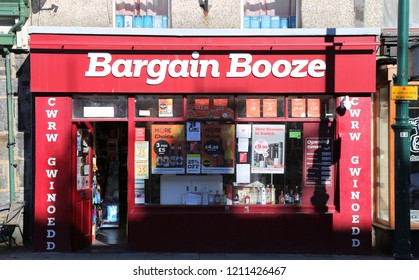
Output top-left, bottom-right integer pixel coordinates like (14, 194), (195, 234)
(91, 122), (128, 248)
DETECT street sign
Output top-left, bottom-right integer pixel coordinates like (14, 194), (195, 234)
(391, 85), (418, 100)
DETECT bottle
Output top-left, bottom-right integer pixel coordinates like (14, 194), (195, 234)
(266, 184), (271, 204)
(284, 186), (290, 204)
(214, 190), (221, 205)
(294, 186), (300, 205)
(261, 185), (266, 205)
(156, 152), (164, 168)
(256, 187), (261, 204)
(224, 138), (234, 167)
(249, 187), (256, 204)
(221, 191), (227, 205)
(271, 185), (276, 204)
(169, 143), (176, 167)
(289, 189), (295, 205)
(259, 154), (265, 168)
(209, 190), (214, 205)
(163, 148), (170, 167)
(233, 191), (239, 205)
(216, 139), (225, 167)
(244, 192), (251, 204)
(273, 144), (279, 167)
(176, 144), (183, 167)
(278, 190), (285, 205)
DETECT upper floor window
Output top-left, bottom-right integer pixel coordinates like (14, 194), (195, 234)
(114, 0), (170, 28)
(383, 0), (419, 28)
(243, 0), (297, 29)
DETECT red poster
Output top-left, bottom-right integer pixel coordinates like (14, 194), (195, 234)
(194, 98), (210, 118)
(307, 98), (321, 118)
(135, 127), (145, 141)
(212, 98), (229, 118)
(263, 98), (277, 117)
(151, 124), (185, 174)
(291, 98), (306, 118)
(246, 98), (260, 117)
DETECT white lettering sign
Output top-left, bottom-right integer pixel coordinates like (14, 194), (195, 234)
(85, 52), (326, 85)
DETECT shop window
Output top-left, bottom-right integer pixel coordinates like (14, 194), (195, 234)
(237, 96), (285, 118)
(409, 99), (419, 222)
(72, 95), (128, 119)
(135, 95), (183, 118)
(114, 0), (170, 28)
(134, 121), (309, 206)
(186, 95), (235, 120)
(243, 0), (298, 29)
(383, 0), (419, 28)
(288, 96), (335, 119)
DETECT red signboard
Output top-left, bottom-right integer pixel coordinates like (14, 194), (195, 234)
(29, 34), (378, 94)
(34, 96), (73, 252)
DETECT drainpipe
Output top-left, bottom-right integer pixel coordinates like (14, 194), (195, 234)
(2, 0), (29, 203)
(3, 47), (17, 203)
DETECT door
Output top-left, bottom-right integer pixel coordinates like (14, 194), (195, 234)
(71, 122), (93, 251)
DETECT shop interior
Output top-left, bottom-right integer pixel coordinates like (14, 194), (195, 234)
(91, 122), (128, 247)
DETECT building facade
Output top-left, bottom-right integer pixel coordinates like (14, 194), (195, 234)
(1, 0), (418, 254)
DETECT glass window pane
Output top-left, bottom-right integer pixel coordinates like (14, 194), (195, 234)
(186, 95), (234, 119)
(377, 87), (390, 221)
(237, 96), (285, 118)
(288, 95), (335, 119)
(115, 0), (170, 28)
(135, 95), (183, 118)
(243, 0), (297, 29)
(72, 95), (128, 118)
(409, 99), (419, 221)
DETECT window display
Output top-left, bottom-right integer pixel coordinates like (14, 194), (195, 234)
(134, 94), (335, 206)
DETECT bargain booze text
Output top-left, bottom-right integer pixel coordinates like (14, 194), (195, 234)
(85, 51), (326, 85)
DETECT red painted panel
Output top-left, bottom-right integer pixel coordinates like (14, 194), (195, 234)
(33, 96), (73, 252)
(334, 96), (372, 254)
(29, 34), (378, 94)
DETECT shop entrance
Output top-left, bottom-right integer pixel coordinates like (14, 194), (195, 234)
(91, 122), (128, 248)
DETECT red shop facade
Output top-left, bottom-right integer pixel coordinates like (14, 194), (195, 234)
(29, 27), (379, 253)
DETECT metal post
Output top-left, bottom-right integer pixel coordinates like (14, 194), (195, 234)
(3, 47), (16, 203)
(391, 0), (413, 260)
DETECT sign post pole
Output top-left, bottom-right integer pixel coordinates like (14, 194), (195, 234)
(391, 0), (413, 259)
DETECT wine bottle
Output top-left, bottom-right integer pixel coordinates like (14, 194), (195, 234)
(176, 143), (183, 167)
(224, 138), (234, 167)
(169, 143), (176, 167)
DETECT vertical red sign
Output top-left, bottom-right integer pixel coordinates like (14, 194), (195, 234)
(34, 96), (72, 251)
(334, 97), (372, 254)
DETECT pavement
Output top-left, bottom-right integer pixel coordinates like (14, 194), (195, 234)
(1, 243), (416, 260)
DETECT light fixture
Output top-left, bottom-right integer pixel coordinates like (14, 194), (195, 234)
(340, 95), (352, 110)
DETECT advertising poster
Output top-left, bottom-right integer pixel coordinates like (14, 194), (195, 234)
(304, 137), (333, 187)
(251, 124), (285, 174)
(186, 154), (201, 174)
(158, 98), (173, 117)
(194, 98), (210, 118)
(307, 98), (321, 118)
(151, 124), (185, 174)
(246, 98), (260, 117)
(134, 141), (149, 179)
(212, 98), (229, 118)
(201, 124), (235, 174)
(291, 98), (306, 117)
(263, 98), (277, 117)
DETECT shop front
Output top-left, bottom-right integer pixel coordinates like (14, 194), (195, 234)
(29, 27), (379, 253)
